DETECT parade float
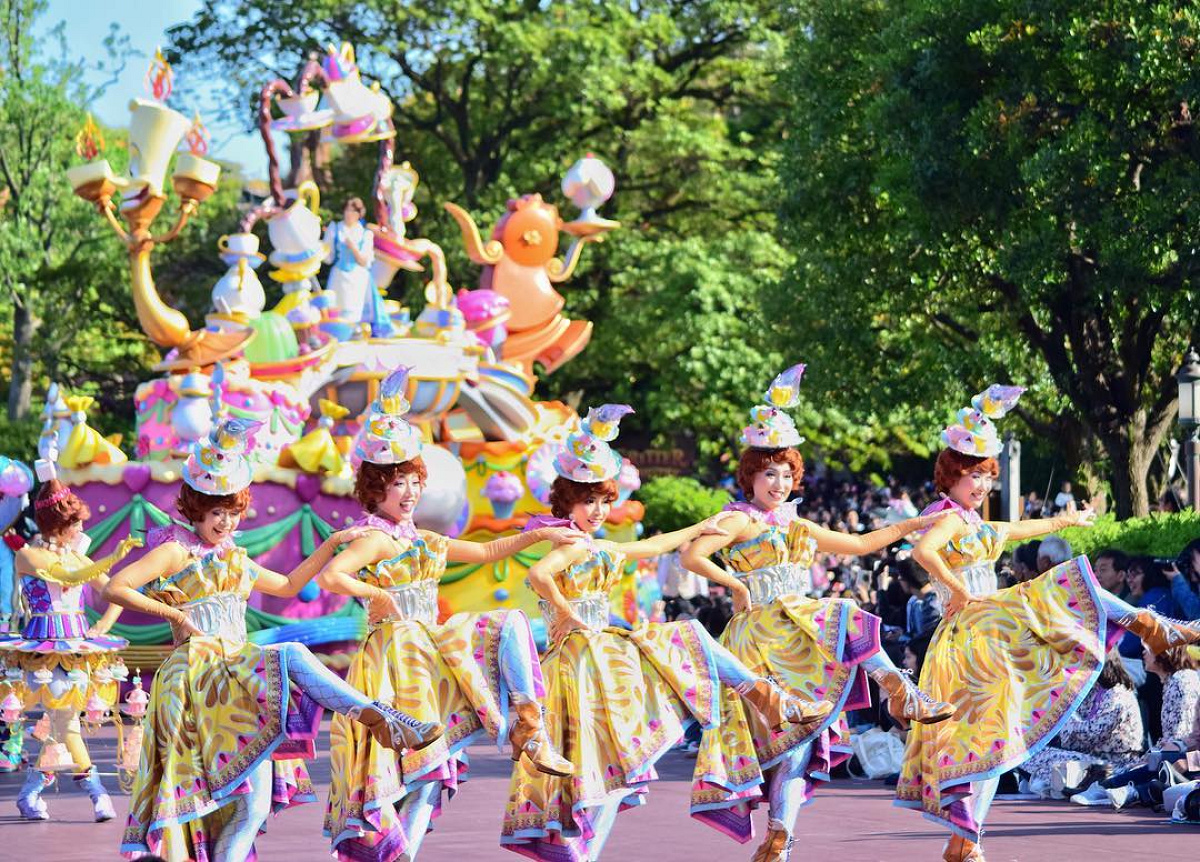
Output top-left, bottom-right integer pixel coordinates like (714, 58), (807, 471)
(14, 46), (651, 671)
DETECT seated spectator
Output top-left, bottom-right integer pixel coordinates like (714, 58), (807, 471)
(1021, 649), (1144, 798)
(1072, 645), (1200, 807)
(1053, 480), (1077, 514)
(1093, 549), (1130, 599)
(1023, 490), (1044, 519)
(1037, 535), (1073, 574)
(1011, 541), (1041, 584)
(896, 559), (941, 642)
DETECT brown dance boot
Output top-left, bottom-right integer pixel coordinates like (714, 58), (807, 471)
(1118, 609), (1200, 655)
(750, 823), (793, 862)
(869, 667), (955, 729)
(510, 698), (574, 777)
(351, 701), (445, 753)
(943, 834), (985, 862)
(740, 679), (835, 734)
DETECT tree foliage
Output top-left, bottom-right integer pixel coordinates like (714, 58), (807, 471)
(635, 475), (731, 534)
(779, 0), (1200, 516)
(0, 0), (245, 444)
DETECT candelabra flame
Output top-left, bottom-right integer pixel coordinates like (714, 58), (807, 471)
(145, 47), (174, 102)
(183, 111), (211, 156)
(74, 113), (104, 161)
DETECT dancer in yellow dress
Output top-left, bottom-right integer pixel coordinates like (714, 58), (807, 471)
(105, 418), (440, 862)
(502, 404), (834, 861)
(318, 367), (580, 862)
(894, 385), (1200, 861)
(680, 365), (953, 861)
(2, 476), (139, 822)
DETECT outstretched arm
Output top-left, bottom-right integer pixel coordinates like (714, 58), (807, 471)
(19, 536), (142, 588)
(613, 511), (738, 561)
(805, 512), (943, 556)
(444, 526), (582, 564)
(911, 513), (972, 615)
(254, 527), (371, 597)
(999, 508), (1094, 543)
(88, 599), (123, 637)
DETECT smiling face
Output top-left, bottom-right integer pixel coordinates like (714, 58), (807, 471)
(549, 476), (618, 532)
(378, 471), (425, 522)
(195, 505), (241, 546)
(947, 468), (994, 511)
(736, 447), (803, 512)
(568, 491), (613, 535)
(751, 462), (795, 511)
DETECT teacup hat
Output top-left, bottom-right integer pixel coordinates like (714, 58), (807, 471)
(940, 385), (1025, 457)
(741, 364), (806, 449)
(554, 404), (634, 483)
(183, 418), (261, 495)
(353, 367), (424, 465)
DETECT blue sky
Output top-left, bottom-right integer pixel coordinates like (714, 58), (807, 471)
(45, 0), (266, 177)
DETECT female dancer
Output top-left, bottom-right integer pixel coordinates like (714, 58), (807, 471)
(502, 404), (834, 861)
(680, 365), (953, 861)
(318, 368), (581, 862)
(895, 385), (1200, 861)
(2, 476), (139, 822)
(105, 418), (439, 862)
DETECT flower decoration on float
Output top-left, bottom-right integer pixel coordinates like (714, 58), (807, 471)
(939, 384), (1026, 458)
(740, 363), (806, 450)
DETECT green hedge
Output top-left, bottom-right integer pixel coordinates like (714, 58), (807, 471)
(1017, 511), (1200, 559)
(635, 476), (731, 535)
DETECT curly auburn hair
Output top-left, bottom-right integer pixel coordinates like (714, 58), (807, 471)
(176, 484), (252, 525)
(735, 447), (804, 498)
(354, 459), (428, 513)
(548, 476), (618, 519)
(33, 480), (90, 537)
(933, 448), (999, 494)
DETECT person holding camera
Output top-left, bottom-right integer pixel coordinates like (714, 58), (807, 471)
(1165, 538), (1200, 620)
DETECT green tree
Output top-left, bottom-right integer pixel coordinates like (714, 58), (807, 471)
(779, 0), (1200, 517)
(0, 0), (136, 421)
(167, 0), (792, 456)
(0, 1), (245, 448)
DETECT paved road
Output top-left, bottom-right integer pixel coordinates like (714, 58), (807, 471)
(1, 723), (1195, 860)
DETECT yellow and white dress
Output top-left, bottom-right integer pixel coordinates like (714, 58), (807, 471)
(502, 545), (764, 860)
(895, 512), (1114, 842)
(325, 521), (541, 862)
(688, 505), (883, 838)
(121, 526), (318, 860)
